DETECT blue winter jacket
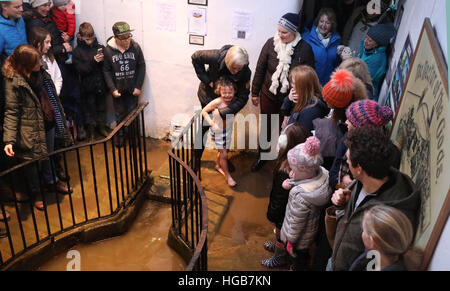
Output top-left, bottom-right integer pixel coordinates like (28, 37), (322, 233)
(303, 26), (342, 86)
(358, 43), (387, 102)
(0, 13), (27, 57)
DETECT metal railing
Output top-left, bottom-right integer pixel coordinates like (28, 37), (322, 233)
(0, 102), (150, 269)
(169, 110), (208, 271)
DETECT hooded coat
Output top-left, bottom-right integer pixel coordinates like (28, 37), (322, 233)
(332, 168), (421, 271)
(280, 167), (330, 250)
(358, 43), (387, 101)
(2, 71), (47, 160)
(192, 45), (252, 119)
(103, 36), (146, 95)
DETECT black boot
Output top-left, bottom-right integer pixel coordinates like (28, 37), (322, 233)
(251, 156), (266, 172)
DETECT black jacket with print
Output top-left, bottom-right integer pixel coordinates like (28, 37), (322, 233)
(103, 36), (146, 94)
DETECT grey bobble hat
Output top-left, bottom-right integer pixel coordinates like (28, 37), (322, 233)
(53, 0), (69, 7)
(31, 0), (51, 8)
(367, 23), (396, 46)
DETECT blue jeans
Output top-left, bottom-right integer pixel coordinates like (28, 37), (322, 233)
(113, 92), (137, 135)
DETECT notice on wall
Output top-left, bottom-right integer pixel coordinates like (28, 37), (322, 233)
(188, 7), (207, 36)
(232, 10), (254, 40)
(156, 1), (177, 32)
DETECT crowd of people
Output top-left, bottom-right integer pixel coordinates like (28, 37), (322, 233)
(0, 0), (424, 271)
(0, 0), (145, 225)
(193, 1), (424, 271)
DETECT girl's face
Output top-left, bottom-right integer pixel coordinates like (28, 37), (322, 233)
(220, 85), (235, 103)
(277, 25), (295, 44)
(41, 34), (52, 55)
(361, 216), (374, 250)
(318, 15), (332, 35)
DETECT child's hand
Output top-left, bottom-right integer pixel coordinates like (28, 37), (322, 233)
(112, 90), (121, 98)
(133, 88), (141, 96)
(282, 178), (292, 190)
(94, 54), (104, 63)
(286, 241), (296, 258)
(289, 88), (298, 103)
(63, 42), (72, 53)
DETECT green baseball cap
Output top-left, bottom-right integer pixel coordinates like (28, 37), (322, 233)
(112, 22), (134, 36)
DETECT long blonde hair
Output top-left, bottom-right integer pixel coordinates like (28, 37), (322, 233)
(290, 65), (322, 113)
(363, 205), (424, 271)
(339, 58), (374, 94)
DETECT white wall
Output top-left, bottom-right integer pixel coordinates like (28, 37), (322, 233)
(382, 0), (449, 271)
(75, 0), (302, 140)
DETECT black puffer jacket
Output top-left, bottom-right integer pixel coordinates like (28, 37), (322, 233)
(73, 37), (107, 95)
(267, 170), (290, 229)
(192, 45), (252, 119)
(24, 10), (67, 63)
(252, 37), (315, 102)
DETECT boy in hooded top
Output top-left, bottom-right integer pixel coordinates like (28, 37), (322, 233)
(103, 21), (146, 147)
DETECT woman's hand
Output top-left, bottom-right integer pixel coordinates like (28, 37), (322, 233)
(4, 145), (14, 157)
(251, 96), (259, 106)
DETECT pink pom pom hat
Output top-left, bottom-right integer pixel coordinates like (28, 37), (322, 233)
(287, 136), (323, 173)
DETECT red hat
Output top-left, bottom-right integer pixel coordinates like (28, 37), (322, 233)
(322, 69), (354, 109)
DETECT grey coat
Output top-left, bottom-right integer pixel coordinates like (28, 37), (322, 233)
(280, 167), (330, 250)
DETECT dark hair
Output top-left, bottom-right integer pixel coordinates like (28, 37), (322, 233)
(344, 125), (393, 179)
(214, 77), (237, 96)
(28, 26), (55, 62)
(314, 8), (338, 33)
(79, 22), (95, 38)
(2, 44), (41, 79)
(273, 123), (310, 175)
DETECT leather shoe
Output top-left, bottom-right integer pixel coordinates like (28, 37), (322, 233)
(251, 158), (266, 172)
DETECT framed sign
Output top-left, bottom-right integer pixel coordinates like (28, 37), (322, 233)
(189, 34), (204, 46)
(390, 18), (450, 269)
(188, 0), (207, 6)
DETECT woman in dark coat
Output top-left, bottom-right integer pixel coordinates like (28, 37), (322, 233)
(3, 44), (72, 211)
(251, 12), (315, 172)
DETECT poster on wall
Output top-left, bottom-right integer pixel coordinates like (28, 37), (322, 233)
(397, 34), (413, 87)
(232, 10), (254, 40)
(188, 7), (207, 36)
(390, 18), (450, 269)
(156, 0), (177, 32)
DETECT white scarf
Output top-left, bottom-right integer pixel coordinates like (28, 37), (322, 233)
(269, 31), (302, 95)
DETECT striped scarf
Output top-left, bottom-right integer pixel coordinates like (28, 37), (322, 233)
(43, 78), (66, 138)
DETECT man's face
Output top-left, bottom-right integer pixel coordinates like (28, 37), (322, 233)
(1, 1), (24, 20)
(114, 33), (132, 50)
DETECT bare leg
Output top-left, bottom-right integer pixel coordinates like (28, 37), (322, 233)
(215, 151), (225, 176)
(218, 149), (236, 187)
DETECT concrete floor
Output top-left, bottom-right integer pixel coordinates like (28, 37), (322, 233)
(1, 138), (285, 271)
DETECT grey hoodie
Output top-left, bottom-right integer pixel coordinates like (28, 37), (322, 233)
(280, 167), (330, 250)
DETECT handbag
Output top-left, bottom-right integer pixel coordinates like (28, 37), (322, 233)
(325, 180), (356, 248)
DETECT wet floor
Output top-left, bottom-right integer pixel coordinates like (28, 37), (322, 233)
(36, 140), (279, 271)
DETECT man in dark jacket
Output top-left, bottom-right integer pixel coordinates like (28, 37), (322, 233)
(103, 21), (146, 147)
(73, 22), (108, 142)
(329, 126), (421, 271)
